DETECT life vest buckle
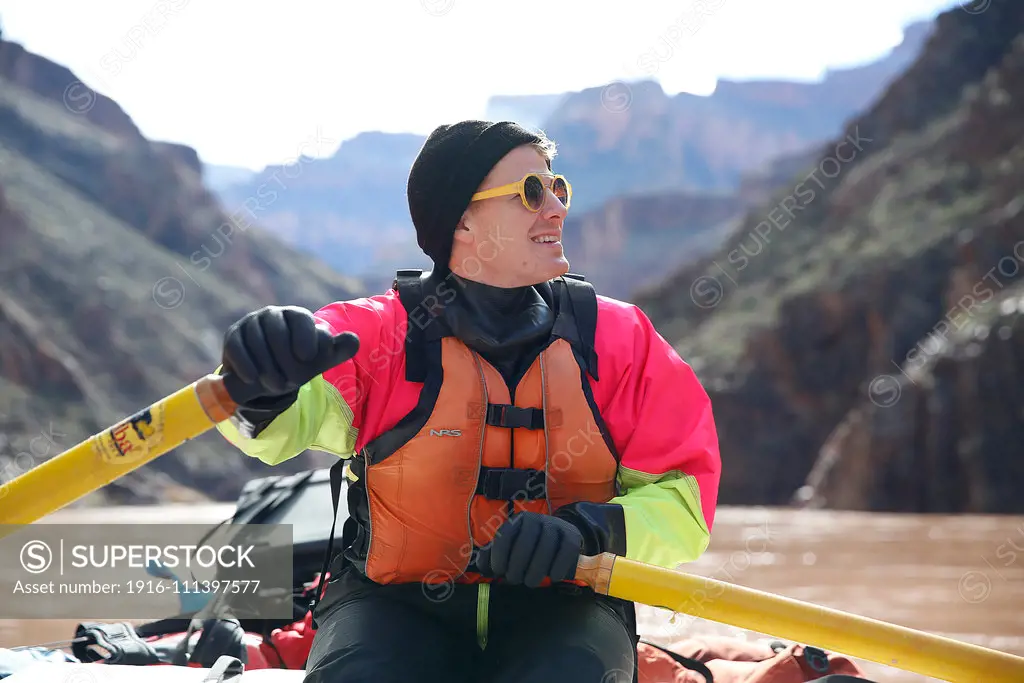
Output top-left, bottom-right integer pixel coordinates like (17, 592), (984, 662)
(485, 403), (544, 430)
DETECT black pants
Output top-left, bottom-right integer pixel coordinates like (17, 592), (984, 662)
(304, 564), (638, 682)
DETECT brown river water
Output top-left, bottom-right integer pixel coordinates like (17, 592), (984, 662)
(1, 504), (1022, 682)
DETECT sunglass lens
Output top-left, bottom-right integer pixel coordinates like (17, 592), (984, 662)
(552, 177), (569, 206)
(523, 175), (545, 211)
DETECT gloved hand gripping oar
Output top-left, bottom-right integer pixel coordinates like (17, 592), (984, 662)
(575, 553), (1024, 683)
(0, 330), (360, 529)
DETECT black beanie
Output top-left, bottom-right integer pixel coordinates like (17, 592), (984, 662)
(407, 120), (546, 268)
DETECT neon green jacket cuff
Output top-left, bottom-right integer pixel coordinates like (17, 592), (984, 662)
(215, 374), (358, 466)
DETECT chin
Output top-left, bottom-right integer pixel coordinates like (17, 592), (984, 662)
(545, 257), (571, 280)
(517, 256), (571, 286)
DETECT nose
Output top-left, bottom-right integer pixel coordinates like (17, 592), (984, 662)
(541, 188), (568, 221)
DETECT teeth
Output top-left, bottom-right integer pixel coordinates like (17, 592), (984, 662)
(532, 235), (560, 243)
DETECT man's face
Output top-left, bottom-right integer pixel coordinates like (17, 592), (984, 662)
(449, 145), (570, 288)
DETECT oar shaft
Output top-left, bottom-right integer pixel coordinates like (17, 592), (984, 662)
(0, 375), (239, 529)
(577, 553), (1024, 683)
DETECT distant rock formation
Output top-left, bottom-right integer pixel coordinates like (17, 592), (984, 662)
(636, 3), (1024, 512)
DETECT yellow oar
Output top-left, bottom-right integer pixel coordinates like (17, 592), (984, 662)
(0, 331), (361, 529)
(576, 553), (1024, 683)
(0, 373), (241, 528)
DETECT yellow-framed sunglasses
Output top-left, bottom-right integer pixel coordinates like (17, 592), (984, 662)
(470, 172), (572, 212)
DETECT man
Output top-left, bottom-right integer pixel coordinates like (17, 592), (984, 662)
(215, 120), (721, 683)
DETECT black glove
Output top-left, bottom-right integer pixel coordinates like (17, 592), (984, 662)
(476, 511), (583, 588)
(220, 306), (359, 431)
(551, 501), (628, 557)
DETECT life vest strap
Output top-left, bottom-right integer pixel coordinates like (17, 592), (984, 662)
(394, 268), (430, 383)
(485, 403), (544, 429)
(553, 274), (600, 380)
(476, 466), (547, 500)
(310, 458), (349, 627)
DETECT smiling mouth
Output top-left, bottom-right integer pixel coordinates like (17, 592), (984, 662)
(531, 235), (561, 244)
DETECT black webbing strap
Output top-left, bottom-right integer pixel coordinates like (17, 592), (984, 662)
(639, 639), (714, 683)
(309, 457), (349, 627)
(485, 403), (544, 429)
(394, 269), (428, 383)
(475, 466), (546, 500)
(557, 274), (599, 379)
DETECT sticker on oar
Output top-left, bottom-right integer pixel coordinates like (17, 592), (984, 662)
(93, 405), (166, 463)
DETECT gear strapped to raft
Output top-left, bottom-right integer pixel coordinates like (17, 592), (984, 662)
(47, 470), (346, 670)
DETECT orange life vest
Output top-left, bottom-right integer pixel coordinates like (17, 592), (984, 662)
(337, 270), (621, 587)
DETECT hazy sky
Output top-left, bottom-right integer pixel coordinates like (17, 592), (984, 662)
(1, 0), (962, 170)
